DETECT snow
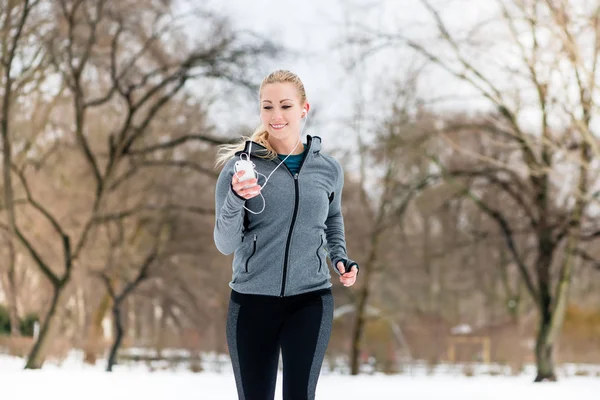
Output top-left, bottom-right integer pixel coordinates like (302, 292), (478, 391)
(451, 323), (473, 335)
(1, 354), (599, 399)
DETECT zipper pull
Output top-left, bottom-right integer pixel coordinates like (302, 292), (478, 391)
(253, 234), (257, 241)
(294, 173), (299, 180)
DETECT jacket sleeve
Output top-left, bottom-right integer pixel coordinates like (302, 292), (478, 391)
(325, 160), (358, 276)
(214, 159), (246, 255)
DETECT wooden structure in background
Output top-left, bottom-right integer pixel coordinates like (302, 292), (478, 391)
(447, 335), (491, 363)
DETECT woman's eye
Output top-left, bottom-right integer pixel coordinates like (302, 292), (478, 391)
(282, 105), (291, 109)
(263, 106), (273, 110)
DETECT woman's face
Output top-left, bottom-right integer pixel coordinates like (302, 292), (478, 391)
(260, 82), (305, 141)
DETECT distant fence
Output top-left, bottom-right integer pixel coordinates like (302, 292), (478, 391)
(114, 347), (600, 378)
(2, 336), (600, 378)
(0, 336), (71, 362)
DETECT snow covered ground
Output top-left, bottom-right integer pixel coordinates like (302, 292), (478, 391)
(1, 354), (599, 400)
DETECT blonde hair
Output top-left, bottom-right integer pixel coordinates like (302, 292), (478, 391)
(214, 70), (307, 167)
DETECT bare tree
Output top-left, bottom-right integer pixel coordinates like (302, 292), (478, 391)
(0, 0), (51, 337)
(337, 67), (432, 374)
(0, 0), (276, 369)
(344, 0), (600, 380)
(97, 230), (158, 372)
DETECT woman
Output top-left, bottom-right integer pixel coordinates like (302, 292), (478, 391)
(214, 69), (359, 400)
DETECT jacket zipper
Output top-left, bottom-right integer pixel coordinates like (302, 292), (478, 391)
(245, 234), (257, 273)
(316, 234), (324, 273)
(279, 138), (312, 297)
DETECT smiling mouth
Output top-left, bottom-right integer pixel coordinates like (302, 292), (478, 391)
(270, 123), (287, 130)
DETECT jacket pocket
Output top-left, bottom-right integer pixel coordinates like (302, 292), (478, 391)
(316, 234), (324, 273)
(245, 234), (257, 273)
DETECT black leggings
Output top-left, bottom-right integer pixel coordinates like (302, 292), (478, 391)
(226, 288), (334, 400)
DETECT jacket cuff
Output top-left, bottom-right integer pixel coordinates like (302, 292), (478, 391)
(333, 258), (359, 275)
(229, 183), (246, 203)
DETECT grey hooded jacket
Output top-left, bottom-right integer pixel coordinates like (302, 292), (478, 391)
(214, 135), (357, 297)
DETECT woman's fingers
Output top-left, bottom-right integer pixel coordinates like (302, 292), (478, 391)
(237, 183), (261, 198)
(242, 186), (261, 199)
(232, 171), (261, 199)
(336, 264), (358, 287)
(341, 275), (355, 286)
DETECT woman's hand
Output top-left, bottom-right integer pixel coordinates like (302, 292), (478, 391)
(232, 170), (262, 199)
(336, 262), (358, 287)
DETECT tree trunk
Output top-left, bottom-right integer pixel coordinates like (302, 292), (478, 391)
(132, 296), (142, 342)
(24, 284), (66, 369)
(350, 244), (375, 375)
(1, 16), (20, 337)
(0, 240), (21, 336)
(84, 290), (112, 364)
(422, 216), (436, 313)
(533, 233), (577, 382)
(350, 280), (369, 375)
(156, 304), (166, 359)
(534, 314), (556, 382)
(7, 241), (20, 336)
(106, 303), (123, 372)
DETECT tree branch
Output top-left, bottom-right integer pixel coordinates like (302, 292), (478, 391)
(570, 247), (600, 270)
(447, 168), (537, 227)
(133, 160), (219, 179)
(431, 156), (541, 305)
(116, 251), (157, 303)
(94, 204), (214, 223)
(124, 134), (236, 155)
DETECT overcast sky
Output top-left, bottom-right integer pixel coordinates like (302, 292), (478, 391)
(201, 0), (359, 150)
(191, 0), (495, 152)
